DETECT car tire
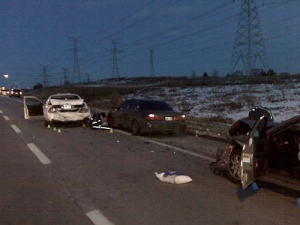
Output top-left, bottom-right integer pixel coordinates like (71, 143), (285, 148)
(132, 120), (141, 135)
(226, 150), (242, 183)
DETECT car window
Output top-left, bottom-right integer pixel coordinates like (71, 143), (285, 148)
(128, 101), (138, 110)
(26, 98), (43, 106)
(51, 95), (80, 100)
(289, 123), (300, 131)
(119, 102), (130, 110)
(139, 101), (173, 111)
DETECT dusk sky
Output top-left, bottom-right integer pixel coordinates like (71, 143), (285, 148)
(0, 0), (299, 88)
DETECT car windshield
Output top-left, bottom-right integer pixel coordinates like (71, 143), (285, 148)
(139, 101), (173, 111)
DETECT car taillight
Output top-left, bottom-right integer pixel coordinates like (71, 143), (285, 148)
(174, 115), (186, 121)
(146, 114), (164, 121)
(48, 106), (56, 113)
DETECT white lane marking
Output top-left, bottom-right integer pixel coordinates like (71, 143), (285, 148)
(86, 210), (114, 225)
(0, 110), (3, 113)
(3, 115), (9, 120)
(27, 143), (51, 165)
(11, 125), (22, 133)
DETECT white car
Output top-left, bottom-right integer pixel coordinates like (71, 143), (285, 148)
(24, 93), (91, 126)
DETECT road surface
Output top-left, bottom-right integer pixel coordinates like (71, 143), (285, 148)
(1, 96), (299, 225)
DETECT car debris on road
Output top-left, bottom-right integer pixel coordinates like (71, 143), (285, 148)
(155, 171), (192, 184)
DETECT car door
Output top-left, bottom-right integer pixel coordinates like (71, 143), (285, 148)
(24, 96), (44, 119)
(124, 100), (138, 128)
(241, 115), (268, 189)
(113, 101), (130, 127)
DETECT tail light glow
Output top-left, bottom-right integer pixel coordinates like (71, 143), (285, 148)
(48, 106), (56, 113)
(146, 114), (164, 121)
(174, 114), (186, 121)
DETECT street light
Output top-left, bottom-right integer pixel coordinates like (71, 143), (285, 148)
(4, 74), (9, 88)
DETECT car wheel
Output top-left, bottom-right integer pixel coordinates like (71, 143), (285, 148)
(226, 150), (242, 183)
(132, 120), (141, 135)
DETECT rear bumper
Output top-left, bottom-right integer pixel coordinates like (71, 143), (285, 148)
(141, 120), (186, 133)
(45, 111), (91, 122)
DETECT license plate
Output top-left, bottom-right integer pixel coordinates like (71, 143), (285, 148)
(63, 105), (71, 109)
(165, 117), (173, 121)
(243, 157), (251, 163)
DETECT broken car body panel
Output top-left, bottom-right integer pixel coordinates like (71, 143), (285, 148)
(24, 93), (91, 124)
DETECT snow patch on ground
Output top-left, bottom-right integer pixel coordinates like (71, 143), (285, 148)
(126, 81), (300, 123)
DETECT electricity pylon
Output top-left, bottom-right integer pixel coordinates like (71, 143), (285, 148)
(61, 67), (70, 85)
(68, 37), (81, 83)
(149, 49), (155, 77)
(230, 0), (269, 76)
(109, 39), (120, 78)
(40, 65), (50, 87)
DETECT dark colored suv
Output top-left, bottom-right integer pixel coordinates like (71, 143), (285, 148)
(9, 88), (22, 97)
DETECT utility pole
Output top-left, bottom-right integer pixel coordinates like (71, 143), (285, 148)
(109, 39), (121, 78)
(230, 0), (268, 76)
(149, 49), (155, 77)
(68, 37), (81, 83)
(40, 65), (50, 87)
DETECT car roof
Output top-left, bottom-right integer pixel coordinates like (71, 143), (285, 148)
(267, 115), (300, 135)
(127, 99), (166, 103)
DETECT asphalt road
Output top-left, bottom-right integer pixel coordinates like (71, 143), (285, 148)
(1, 95), (300, 225)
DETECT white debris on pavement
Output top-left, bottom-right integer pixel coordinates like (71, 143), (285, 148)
(155, 171), (192, 184)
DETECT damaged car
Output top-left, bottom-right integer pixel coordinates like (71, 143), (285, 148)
(107, 99), (186, 135)
(24, 93), (91, 126)
(211, 114), (300, 189)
